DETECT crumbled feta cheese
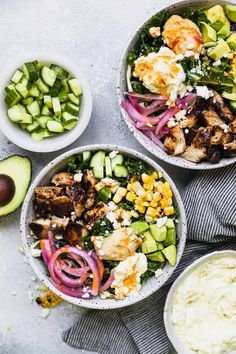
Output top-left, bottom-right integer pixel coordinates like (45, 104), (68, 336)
(41, 308), (50, 319)
(187, 85), (193, 92)
(196, 86), (213, 100)
(175, 110), (187, 121)
(108, 201), (117, 211)
(51, 223), (57, 229)
(220, 124), (229, 133)
(82, 293), (90, 299)
(89, 274), (94, 279)
(99, 250), (105, 256)
(184, 51), (195, 58)
(185, 128), (189, 134)
(100, 291), (112, 300)
(212, 60), (221, 67)
(11, 291), (17, 296)
(74, 172), (83, 182)
(71, 211), (76, 216)
(122, 219), (131, 227)
(109, 150), (119, 159)
(156, 217), (167, 228)
(55, 235), (63, 240)
(149, 26), (161, 38)
(83, 286), (89, 293)
(167, 118), (178, 128)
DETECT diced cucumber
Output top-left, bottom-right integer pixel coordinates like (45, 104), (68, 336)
(114, 165), (128, 177)
(61, 103), (66, 111)
(50, 64), (69, 79)
(58, 87), (68, 102)
(93, 166), (104, 179)
(29, 85), (41, 97)
(229, 101), (236, 113)
(52, 97), (61, 116)
(68, 93), (80, 105)
(62, 111), (78, 122)
(23, 62), (38, 81)
(15, 83), (29, 98)
(36, 78), (49, 94)
(36, 115), (51, 128)
(47, 120), (64, 133)
(31, 129), (54, 141)
(111, 154), (123, 170)
(105, 156), (112, 177)
(5, 84), (15, 93)
(90, 151), (106, 168)
(27, 101), (40, 117)
(83, 151), (91, 162)
(43, 95), (52, 108)
(19, 123), (28, 130)
(22, 97), (33, 105)
(49, 78), (61, 96)
(33, 60), (41, 71)
(62, 79), (70, 92)
(41, 105), (50, 115)
(222, 91), (236, 101)
(26, 121), (40, 132)
(21, 114), (32, 124)
(20, 77), (33, 91)
(4, 89), (21, 107)
(41, 66), (57, 87)
(7, 104), (25, 122)
(68, 78), (83, 96)
(11, 69), (23, 84)
(64, 102), (79, 116)
(63, 120), (77, 130)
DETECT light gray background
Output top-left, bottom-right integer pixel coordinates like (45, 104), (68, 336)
(0, 1), (194, 353)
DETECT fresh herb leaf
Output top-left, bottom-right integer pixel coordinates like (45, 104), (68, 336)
(127, 48), (139, 66)
(141, 260), (165, 284)
(90, 216), (114, 236)
(67, 154), (90, 172)
(130, 78), (149, 94)
(124, 156), (154, 176)
(118, 200), (134, 211)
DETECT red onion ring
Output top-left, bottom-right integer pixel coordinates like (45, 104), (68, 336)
(40, 240), (53, 265)
(91, 251), (105, 281)
(51, 280), (91, 298)
(54, 260), (88, 288)
(99, 271), (115, 292)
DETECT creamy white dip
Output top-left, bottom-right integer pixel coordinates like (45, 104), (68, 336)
(171, 255), (236, 354)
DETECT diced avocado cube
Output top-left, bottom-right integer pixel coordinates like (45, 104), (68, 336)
(130, 221), (149, 235)
(163, 228), (176, 247)
(205, 5), (227, 31)
(147, 251), (165, 262)
(229, 101), (236, 113)
(156, 243), (164, 251)
(150, 225), (167, 242)
(200, 22), (217, 43)
(226, 33), (236, 50)
(165, 218), (175, 229)
(217, 18), (230, 39)
(225, 4), (236, 22)
(222, 92), (236, 101)
(141, 231), (157, 254)
(162, 245), (177, 266)
(208, 39), (230, 62)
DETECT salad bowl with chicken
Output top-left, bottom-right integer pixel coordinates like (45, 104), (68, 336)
(20, 145), (186, 309)
(118, 0), (236, 169)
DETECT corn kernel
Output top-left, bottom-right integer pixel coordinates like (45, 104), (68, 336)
(133, 182), (146, 197)
(168, 198), (173, 206)
(146, 207), (157, 218)
(141, 201), (149, 207)
(142, 173), (151, 184)
(127, 184), (132, 191)
(126, 192), (136, 202)
(152, 171), (158, 179)
(113, 187), (127, 204)
(153, 192), (161, 202)
(137, 206), (146, 213)
(149, 200), (158, 208)
(135, 198), (142, 205)
(164, 206), (174, 216)
(146, 191), (153, 201)
(143, 183), (153, 191)
(131, 210), (139, 218)
(160, 199), (169, 208)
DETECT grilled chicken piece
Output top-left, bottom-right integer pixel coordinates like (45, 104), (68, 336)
(81, 169), (97, 193)
(210, 90), (235, 122)
(51, 172), (74, 186)
(34, 186), (63, 200)
(224, 137), (236, 154)
(181, 145), (207, 163)
(63, 222), (88, 247)
(84, 202), (109, 227)
(210, 127), (225, 145)
(92, 228), (142, 261)
(66, 183), (86, 217)
(34, 195), (73, 217)
(202, 108), (224, 126)
(84, 192), (96, 209)
(29, 216), (69, 239)
(179, 112), (198, 128)
(164, 125), (186, 155)
(192, 127), (211, 148)
(229, 119), (236, 134)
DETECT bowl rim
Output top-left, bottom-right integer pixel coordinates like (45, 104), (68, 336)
(116, 0), (236, 170)
(0, 52), (93, 153)
(163, 249), (236, 353)
(20, 144), (187, 309)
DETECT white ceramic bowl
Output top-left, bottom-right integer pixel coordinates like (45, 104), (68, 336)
(20, 144), (187, 309)
(0, 53), (92, 152)
(164, 250), (236, 353)
(117, 0), (236, 170)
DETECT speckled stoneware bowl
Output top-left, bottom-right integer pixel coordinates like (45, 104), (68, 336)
(117, 0), (236, 170)
(20, 144), (187, 309)
(164, 250), (236, 353)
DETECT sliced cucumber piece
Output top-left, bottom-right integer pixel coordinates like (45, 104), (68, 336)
(50, 64), (69, 78)
(114, 165), (128, 178)
(93, 166), (104, 179)
(68, 78), (82, 96)
(43, 95), (52, 108)
(63, 120), (77, 130)
(47, 120), (64, 133)
(11, 69), (23, 84)
(41, 105), (50, 115)
(83, 151), (91, 162)
(19, 123), (28, 130)
(23, 62), (38, 81)
(22, 97), (33, 105)
(68, 93), (80, 105)
(36, 78), (49, 94)
(15, 83), (29, 98)
(31, 129), (55, 141)
(4, 89), (21, 107)
(105, 156), (112, 177)
(20, 77), (33, 91)
(58, 87), (68, 102)
(41, 66), (57, 87)
(26, 121), (40, 132)
(52, 97), (61, 117)
(21, 113), (32, 124)
(64, 102), (79, 116)
(5, 84), (15, 94)
(29, 85), (41, 97)
(27, 101), (40, 117)
(111, 154), (123, 170)
(62, 111), (78, 123)
(49, 78), (61, 96)
(62, 79), (70, 92)
(36, 115), (51, 128)
(90, 151), (106, 168)
(33, 60), (41, 71)
(7, 104), (25, 122)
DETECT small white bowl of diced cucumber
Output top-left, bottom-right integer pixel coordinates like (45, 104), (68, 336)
(0, 54), (92, 152)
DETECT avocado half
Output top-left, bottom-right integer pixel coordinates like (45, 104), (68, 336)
(0, 155), (31, 217)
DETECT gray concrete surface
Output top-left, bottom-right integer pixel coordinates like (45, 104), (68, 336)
(0, 1), (194, 353)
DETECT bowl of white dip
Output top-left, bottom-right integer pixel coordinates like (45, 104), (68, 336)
(164, 251), (236, 354)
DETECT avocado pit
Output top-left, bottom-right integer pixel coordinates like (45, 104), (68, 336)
(0, 174), (15, 207)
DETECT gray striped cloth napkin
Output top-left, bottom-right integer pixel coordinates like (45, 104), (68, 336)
(63, 164), (236, 354)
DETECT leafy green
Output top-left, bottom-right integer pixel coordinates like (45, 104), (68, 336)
(141, 260), (165, 284)
(130, 78), (149, 94)
(124, 156), (154, 176)
(90, 216), (114, 236)
(67, 154), (90, 172)
(127, 48), (139, 66)
(118, 200), (134, 211)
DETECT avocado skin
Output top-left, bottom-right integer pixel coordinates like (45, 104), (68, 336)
(0, 155), (32, 217)
(225, 4), (236, 22)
